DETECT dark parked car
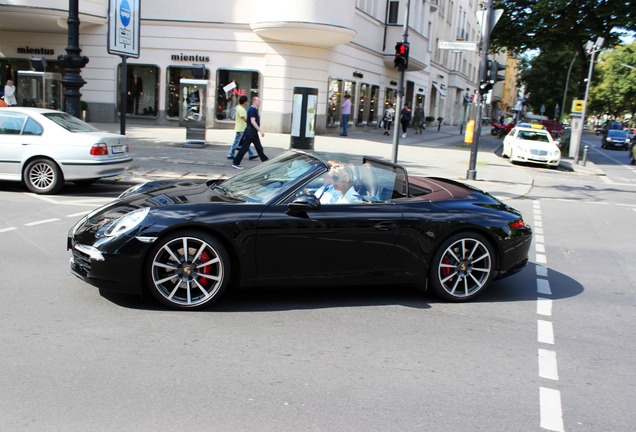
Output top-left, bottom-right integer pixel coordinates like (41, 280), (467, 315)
(601, 129), (629, 150)
(68, 151), (532, 310)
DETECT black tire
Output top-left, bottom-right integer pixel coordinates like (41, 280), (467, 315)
(429, 232), (496, 302)
(23, 158), (63, 194)
(491, 128), (498, 136)
(146, 230), (231, 310)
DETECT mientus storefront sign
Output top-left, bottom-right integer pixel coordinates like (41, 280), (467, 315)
(17, 46), (55, 55)
(171, 53), (210, 62)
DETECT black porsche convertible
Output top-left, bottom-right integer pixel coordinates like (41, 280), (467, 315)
(68, 151), (532, 310)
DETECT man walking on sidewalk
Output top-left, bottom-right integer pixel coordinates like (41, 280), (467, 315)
(340, 94), (351, 136)
(227, 95), (256, 160)
(232, 96), (268, 169)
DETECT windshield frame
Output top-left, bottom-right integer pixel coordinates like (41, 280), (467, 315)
(219, 151), (326, 204)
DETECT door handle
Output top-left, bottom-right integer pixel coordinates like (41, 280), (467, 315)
(374, 221), (398, 231)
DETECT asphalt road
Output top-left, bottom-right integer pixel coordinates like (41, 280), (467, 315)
(0, 134), (634, 431)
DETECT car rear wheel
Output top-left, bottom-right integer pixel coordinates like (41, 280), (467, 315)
(24, 158), (63, 194)
(147, 231), (230, 310)
(429, 232), (495, 301)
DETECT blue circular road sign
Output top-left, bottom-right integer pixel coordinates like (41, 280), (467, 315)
(119, 0), (131, 27)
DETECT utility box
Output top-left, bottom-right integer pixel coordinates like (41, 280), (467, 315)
(16, 71), (63, 110)
(290, 87), (318, 150)
(179, 78), (207, 147)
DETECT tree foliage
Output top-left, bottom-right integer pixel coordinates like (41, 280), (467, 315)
(490, 0), (635, 56)
(589, 42), (636, 117)
(519, 49), (585, 119)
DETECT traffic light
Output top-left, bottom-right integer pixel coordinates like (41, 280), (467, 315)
(490, 60), (506, 84)
(394, 42), (409, 71)
(479, 60), (493, 95)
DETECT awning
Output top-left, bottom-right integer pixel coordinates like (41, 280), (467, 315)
(432, 82), (447, 98)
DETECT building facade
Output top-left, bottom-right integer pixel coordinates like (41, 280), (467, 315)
(1, 0), (483, 133)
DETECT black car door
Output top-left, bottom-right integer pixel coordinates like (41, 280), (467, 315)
(256, 202), (403, 280)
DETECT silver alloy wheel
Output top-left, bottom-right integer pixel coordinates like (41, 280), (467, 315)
(150, 235), (226, 308)
(24, 158), (62, 194)
(436, 236), (493, 299)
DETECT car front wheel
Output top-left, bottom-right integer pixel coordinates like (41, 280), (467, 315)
(146, 231), (230, 310)
(24, 158), (63, 194)
(429, 232), (495, 301)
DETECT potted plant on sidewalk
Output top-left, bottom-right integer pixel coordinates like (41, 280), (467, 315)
(425, 116), (435, 128)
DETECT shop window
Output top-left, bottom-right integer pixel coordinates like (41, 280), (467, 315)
(327, 77), (343, 127)
(166, 66), (209, 119)
(216, 69), (260, 121)
(368, 85), (380, 125)
(344, 80), (356, 126)
(384, 88), (397, 115)
(117, 63), (159, 117)
(357, 83), (369, 125)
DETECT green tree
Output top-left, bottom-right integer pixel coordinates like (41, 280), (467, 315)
(519, 49), (585, 119)
(589, 42), (636, 117)
(491, 1), (635, 95)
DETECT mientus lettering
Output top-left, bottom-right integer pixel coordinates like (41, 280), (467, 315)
(170, 53), (211, 62)
(17, 46), (55, 55)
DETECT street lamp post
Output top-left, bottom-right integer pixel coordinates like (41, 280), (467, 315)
(573, 37), (604, 164)
(58, 0), (89, 119)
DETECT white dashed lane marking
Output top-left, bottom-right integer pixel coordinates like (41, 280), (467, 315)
(534, 200), (564, 432)
(24, 218), (60, 226)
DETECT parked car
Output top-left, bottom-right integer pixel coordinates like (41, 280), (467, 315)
(0, 107), (132, 194)
(601, 129), (629, 150)
(502, 127), (561, 167)
(68, 151), (532, 310)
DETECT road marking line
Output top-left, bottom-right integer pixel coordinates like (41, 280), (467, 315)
(538, 320), (555, 344)
(536, 243), (545, 253)
(67, 211), (89, 218)
(536, 265), (547, 277)
(535, 227), (544, 235)
(537, 278), (551, 295)
(24, 218), (60, 226)
(535, 234), (545, 243)
(540, 387), (564, 432)
(538, 349), (559, 380)
(0, 227), (18, 233)
(537, 297), (553, 316)
(536, 254), (546, 264)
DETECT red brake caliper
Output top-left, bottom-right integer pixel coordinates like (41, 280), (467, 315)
(441, 256), (452, 279)
(198, 251), (211, 286)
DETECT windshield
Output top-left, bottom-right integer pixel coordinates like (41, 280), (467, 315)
(608, 131), (626, 138)
(220, 152), (323, 203)
(518, 130), (551, 142)
(43, 112), (99, 132)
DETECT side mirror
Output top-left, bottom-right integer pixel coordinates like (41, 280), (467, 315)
(288, 194), (321, 212)
(554, 140), (561, 148)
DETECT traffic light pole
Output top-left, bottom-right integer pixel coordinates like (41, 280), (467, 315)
(467, 0), (494, 180)
(391, 0), (411, 164)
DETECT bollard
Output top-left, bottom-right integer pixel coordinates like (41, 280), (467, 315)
(582, 145), (589, 166)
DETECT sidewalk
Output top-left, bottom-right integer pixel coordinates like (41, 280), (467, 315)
(92, 122), (603, 201)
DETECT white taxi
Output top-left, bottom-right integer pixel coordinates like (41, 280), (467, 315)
(502, 126), (561, 167)
(0, 107), (132, 194)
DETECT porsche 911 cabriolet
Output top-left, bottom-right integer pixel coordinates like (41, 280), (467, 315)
(68, 151), (532, 310)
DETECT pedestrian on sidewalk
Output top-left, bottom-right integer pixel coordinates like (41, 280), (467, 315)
(383, 103), (394, 136)
(3, 80), (17, 106)
(400, 103), (411, 138)
(227, 95), (256, 160)
(340, 94), (351, 136)
(413, 103), (425, 134)
(232, 96), (268, 170)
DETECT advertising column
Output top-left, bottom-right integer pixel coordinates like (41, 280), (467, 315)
(290, 87), (319, 150)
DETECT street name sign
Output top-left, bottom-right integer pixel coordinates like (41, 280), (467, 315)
(438, 41), (477, 51)
(108, 0), (141, 58)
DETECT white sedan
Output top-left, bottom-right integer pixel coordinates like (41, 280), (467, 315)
(0, 107), (132, 194)
(502, 127), (561, 167)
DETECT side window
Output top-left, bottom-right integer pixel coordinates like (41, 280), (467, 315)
(22, 118), (43, 136)
(0, 113), (27, 135)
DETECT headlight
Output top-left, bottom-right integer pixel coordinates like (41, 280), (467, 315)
(104, 207), (149, 237)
